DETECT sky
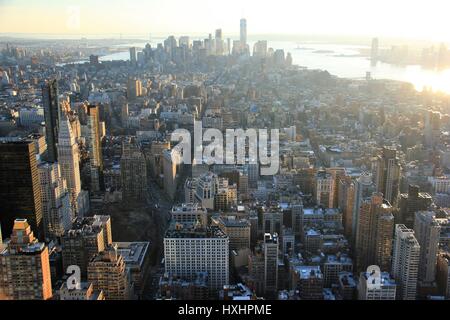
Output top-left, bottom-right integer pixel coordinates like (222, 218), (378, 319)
(1, 0), (450, 42)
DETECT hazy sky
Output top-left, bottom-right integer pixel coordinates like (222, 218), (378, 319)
(1, 0), (449, 41)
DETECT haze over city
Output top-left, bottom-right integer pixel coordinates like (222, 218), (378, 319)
(3, 0), (450, 311)
(1, 0), (450, 42)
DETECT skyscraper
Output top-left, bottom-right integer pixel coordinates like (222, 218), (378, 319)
(38, 162), (73, 239)
(356, 193), (394, 272)
(215, 29), (223, 56)
(374, 147), (401, 205)
(263, 233), (279, 296)
(391, 225), (420, 300)
(0, 139), (43, 239)
(85, 105), (103, 192)
(352, 172), (376, 242)
(58, 112), (82, 213)
(129, 47), (137, 64)
(0, 219), (52, 300)
(240, 18), (247, 53)
(398, 185), (433, 228)
(42, 79), (60, 163)
(414, 211), (440, 285)
(121, 138), (148, 202)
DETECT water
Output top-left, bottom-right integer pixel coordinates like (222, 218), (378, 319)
(94, 40), (450, 94)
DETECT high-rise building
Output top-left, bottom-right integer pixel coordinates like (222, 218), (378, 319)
(314, 170), (335, 208)
(88, 245), (131, 300)
(162, 146), (181, 201)
(38, 162), (73, 239)
(399, 185), (433, 228)
(215, 29), (223, 56)
(374, 147), (401, 205)
(0, 219), (52, 300)
(436, 251), (450, 298)
(121, 138), (148, 202)
(61, 215), (111, 278)
(129, 47), (137, 64)
(352, 172), (376, 243)
(0, 139), (43, 239)
(338, 175), (355, 240)
(358, 265), (396, 300)
(355, 193), (394, 272)
(240, 18), (247, 53)
(42, 79), (59, 163)
(391, 225), (420, 300)
(85, 105), (103, 192)
(58, 112), (82, 213)
(414, 211), (440, 284)
(263, 233), (278, 296)
(424, 110), (441, 148)
(164, 224), (229, 291)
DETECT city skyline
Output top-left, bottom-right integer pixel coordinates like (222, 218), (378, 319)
(1, 0), (450, 43)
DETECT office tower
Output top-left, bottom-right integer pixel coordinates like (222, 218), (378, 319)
(129, 47), (137, 64)
(42, 79), (59, 163)
(392, 225), (420, 300)
(292, 265), (324, 300)
(398, 185), (433, 228)
(424, 110), (441, 148)
(170, 203), (208, 227)
(58, 112), (82, 212)
(0, 139), (43, 239)
(253, 41), (268, 58)
(414, 211), (440, 285)
(352, 172), (376, 242)
(59, 281), (105, 300)
(371, 38), (379, 62)
(38, 162), (73, 239)
(274, 49), (286, 66)
(179, 36), (190, 48)
(127, 78), (142, 101)
(356, 193), (394, 272)
(85, 105), (103, 192)
(215, 29), (223, 56)
(374, 147), (401, 205)
(263, 233), (279, 296)
(164, 224), (229, 291)
(0, 219), (52, 300)
(338, 175), (355, 239)
(358, 265), (396, 300)
(121, 138), (148, 203)
(314, 170), (335, 208)
(240, 18), (247, 53)
(436, 251), (450, 298)
(162, 146), (181, 201)
(61, 216), (111, 278)
(88, 245), (131, 300)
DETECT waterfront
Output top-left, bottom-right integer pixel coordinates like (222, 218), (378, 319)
(97, 40), (450, 94)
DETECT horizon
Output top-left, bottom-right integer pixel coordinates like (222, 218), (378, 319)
(1, 0), (450, 43)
